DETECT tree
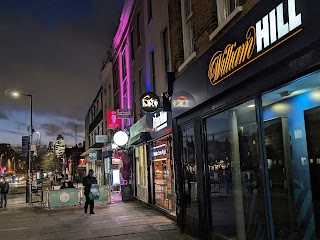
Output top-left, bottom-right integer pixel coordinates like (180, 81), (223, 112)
(40, 151), (61, 172)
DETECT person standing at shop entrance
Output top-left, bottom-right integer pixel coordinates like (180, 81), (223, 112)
(83, 169), (97, 214)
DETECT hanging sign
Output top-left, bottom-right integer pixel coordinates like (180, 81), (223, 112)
(208, 0), (302, 86)
(95, 135), (108, 143)
(116, 109), (132, 119)
(106, 110), (121, 129)
(153, 111), (168, 132)
(139, 92), (160, 112)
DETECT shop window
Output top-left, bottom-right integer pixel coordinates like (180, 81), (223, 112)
(205, 99), (267, 239)
(152, 136), (176, 215)
(262, 70), (320, 239)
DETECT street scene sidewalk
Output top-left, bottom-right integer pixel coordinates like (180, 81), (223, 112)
(0, 197), (197, 240)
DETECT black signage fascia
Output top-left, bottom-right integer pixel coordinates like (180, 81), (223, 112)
(172, 0), (320, 118)
(146, 109), (172, 140)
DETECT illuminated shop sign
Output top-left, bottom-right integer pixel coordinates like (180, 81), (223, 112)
(106, 110), (121, 129)
(89, 152), (97, 161)
(153, 149), (167, 157)
(153, 111), (168, 132)
(208, 0), (302, 86)
(139, 92), (160, 112)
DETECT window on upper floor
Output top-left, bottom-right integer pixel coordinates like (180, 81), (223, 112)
(123, 79), (128, 95)
(181, 0), (194, 59)
(113, 65), (119, 93)
(132, 80), (136, 122)
(216, 0), (238, 24)
(130, 30), (135, 61)
(150, 50), (156, 93)
(147, 0), (152, 24)
(122, 51), (127, 78)
(162, 28), (170, 72)
(108, 84), (112, 109)
(139, 69), (143, 95)
(137, 12), (141, 47)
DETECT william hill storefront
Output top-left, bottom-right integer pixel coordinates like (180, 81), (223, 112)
(172, 0), (320, 239)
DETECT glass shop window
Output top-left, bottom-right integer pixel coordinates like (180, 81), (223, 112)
(205, 99), (267, 239)
(262, 70), (320, 239)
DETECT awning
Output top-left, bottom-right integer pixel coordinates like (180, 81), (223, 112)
(101, 150), (113, 158)
(128, 132), (151, 146)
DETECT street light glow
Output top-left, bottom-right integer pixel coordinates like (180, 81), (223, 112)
(12, 91), (20, 97)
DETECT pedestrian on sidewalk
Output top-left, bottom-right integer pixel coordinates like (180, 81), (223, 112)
(82, 169), (97, 214)
(0, 176), (9, 208)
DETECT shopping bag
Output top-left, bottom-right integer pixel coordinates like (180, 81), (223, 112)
(89, 184), (100, 200)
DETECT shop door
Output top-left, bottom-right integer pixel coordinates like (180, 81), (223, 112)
(305, 106), (320, 238)
(181, 127), (199, 237)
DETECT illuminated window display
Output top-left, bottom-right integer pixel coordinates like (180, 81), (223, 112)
(135, 144), (148, 203)
(152, 136), (175, 215)
(262, 70), (320, 239)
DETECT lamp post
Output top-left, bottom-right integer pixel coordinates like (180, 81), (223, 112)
(12, 91), (33, 206)
(36, 131), (41, 145)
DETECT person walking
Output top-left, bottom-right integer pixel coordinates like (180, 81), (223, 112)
(82, 169), (97, 214)
(0, 176), (9, 208)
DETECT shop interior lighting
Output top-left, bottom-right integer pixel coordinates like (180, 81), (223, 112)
(247, 104), (255, 108)
(153, 158), (167, 162)
(152, 144), (167, 150)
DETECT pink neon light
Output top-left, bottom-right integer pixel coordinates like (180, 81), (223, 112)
(113, 0), (134, 51)
(125, 42), (131, 126)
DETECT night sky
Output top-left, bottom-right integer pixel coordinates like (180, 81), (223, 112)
(0, 0), (124, 148)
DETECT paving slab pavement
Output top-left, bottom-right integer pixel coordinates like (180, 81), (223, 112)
(0, 199), (197, 240)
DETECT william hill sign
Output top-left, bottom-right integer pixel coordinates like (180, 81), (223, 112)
(208, 0), (302, 86)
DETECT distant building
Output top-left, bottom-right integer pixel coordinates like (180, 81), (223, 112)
(22, 136), (29, 157)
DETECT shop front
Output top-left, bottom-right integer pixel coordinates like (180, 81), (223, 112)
(147, 110), (176, 216)
(80, 148), (102, 185)
(129, 116), (151, 204)
(172, 0), (320, 239)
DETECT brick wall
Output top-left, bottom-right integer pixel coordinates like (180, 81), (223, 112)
(192, 0), (217, 56)
(168, 0), (256, 74)
(168, 0), (184, 73)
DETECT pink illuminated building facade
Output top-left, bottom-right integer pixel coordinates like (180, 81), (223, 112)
(112, 0), (175, 216)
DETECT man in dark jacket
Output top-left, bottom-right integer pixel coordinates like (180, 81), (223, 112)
(82, 169), (97, 214)
(0, 176), (9, 208)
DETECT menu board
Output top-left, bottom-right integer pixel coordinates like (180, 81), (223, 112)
(121, 184), (133, 201)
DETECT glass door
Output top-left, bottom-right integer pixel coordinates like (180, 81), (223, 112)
(181, 127), (199, 237)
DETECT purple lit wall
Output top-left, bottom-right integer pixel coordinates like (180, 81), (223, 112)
(113, 0), (134, 129)
(113, 0), (133, 51)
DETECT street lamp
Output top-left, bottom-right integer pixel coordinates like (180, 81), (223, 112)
(36, 131), (41, 144)
(12, 91), (33, 206)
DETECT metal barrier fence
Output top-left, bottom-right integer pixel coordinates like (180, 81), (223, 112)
(45, 185), (110, 209)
